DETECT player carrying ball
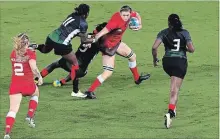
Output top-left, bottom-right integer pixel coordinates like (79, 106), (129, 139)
(152, 14), (195, 129)
(4, 33), (43, 139)
(85, 5), (151, 99)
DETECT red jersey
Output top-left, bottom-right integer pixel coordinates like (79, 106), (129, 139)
(10, 49), (36, 83)
(104, 11), (137, 48)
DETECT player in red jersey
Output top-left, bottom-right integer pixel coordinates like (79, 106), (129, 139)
(4, 33), (43, 139)
(85, 5), (150, 99)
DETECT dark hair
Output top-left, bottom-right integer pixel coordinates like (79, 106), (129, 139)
(96, 22), (107, 32)
(74, 4), (90, 16)
(120, 5), (132, 13)
(168, 14), (183, 31)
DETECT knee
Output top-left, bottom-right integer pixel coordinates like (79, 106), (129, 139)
(102, 66), (114, 80)
(128, 51), (136, 61)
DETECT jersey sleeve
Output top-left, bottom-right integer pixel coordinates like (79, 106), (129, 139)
(130, 11), (137, 18)
(28, 50), (36, 60)
(79, 21), (88, 33)
(156, 30), (165, 41)
(105, 14), (119, 31)
(183, 30), (192, 43)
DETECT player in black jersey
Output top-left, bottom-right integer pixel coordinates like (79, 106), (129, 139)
(29, 4), (95, 82)
(39, 22), (108, 98)
(151, 14), (195, 129)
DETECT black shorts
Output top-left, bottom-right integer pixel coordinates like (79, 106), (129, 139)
(45, 37), (72, 56)
(162, 57), (188, 79)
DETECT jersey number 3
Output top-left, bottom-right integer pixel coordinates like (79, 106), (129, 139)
(14, 63), (24, 76)
(172, 39), (180, 51)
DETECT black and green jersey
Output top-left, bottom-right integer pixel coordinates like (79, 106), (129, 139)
(157, 28), (192, 59)
(48, 13), (88, 45)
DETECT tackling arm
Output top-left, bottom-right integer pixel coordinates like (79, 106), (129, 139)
(94, 27), (109, 42)
(78, 33), (95, 44)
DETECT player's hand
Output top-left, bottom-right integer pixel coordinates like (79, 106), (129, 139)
(153, 58), (159, 67)
(37, 76), (43, 86)
(129, 25), (142, 31)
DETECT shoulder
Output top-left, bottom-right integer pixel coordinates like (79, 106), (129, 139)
(26, 49), (36, 57)
(131, 11), (137, 17)
(10, 50), (16, 58)
(158, 28), (169, 35)
(181, 29), (190, 34)
(110, 12), (120, 20)
(80, 18), (88, 26)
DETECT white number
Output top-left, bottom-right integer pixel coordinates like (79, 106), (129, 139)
(63, 17), (75, 27)
(14, 63), (24, 76)
(171, 39), (180, 51)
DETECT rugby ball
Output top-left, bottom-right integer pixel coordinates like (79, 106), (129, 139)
(129, 17), (140, 27)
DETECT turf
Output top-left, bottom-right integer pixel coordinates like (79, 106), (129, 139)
(0, 1), (219, 139)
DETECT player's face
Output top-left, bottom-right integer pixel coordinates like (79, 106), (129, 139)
(120, 11), (131, 22)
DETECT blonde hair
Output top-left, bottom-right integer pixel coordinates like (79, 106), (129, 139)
(13, 33), (29, 57)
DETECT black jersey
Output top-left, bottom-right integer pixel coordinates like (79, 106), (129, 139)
(157, 28), (192, 58)
(76, 43), (99, 70)
(48, 13), (88, 45)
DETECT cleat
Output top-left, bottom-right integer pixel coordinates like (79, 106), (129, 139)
(4, 134), (10, 139)
(85, 91), (96, 99)
(53, 80), (61, 87)
(28, 43), (38, 50)
(135, 73), (151, 85)
(164, 113), (172, 129)
(25, 117), (35, 128)
(71, 90), (87, 98)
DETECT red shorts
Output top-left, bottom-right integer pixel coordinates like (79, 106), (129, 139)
(9, 81), (36, 96)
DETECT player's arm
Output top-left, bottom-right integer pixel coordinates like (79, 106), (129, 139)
(94, 27), (109, 42)
(184, 30), (195, 53)
(94, 16), (117, 42)
(152, 31), (164, 67)
(29, 57), (43, 85)
(187, 42), (195, 53)
(78, 21), (95, 44)
(152, 39), (161, 66)
(130, 11), (142, 31)
(78, 33), (95, 44)
(133, 11), (142, 30)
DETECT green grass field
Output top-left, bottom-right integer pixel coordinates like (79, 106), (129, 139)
(0, 1), (219, 139)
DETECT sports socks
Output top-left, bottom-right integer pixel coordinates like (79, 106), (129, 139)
(5, 111), (16, 134)
(88, 75), (105, 92)
(27, 96), (38, 118)
(129, 61), (140, 81)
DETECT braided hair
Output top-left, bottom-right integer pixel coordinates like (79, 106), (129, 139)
(74, 4), (90, 17)
(168, 14), (183, 31)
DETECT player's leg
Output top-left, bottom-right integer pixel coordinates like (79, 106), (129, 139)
(163, 57), (187, 129)
(71, 68), (88, 98)
(164, 76), (183, 129)
(61, 51), (79, 80)
(29, 37), (54, 54)
(25, 86), (39, 128)
(40, 58), (62, 78)
(116, 42), (150, 84)
(4, 93), (22, 139)
(85, 54), (115, 99)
